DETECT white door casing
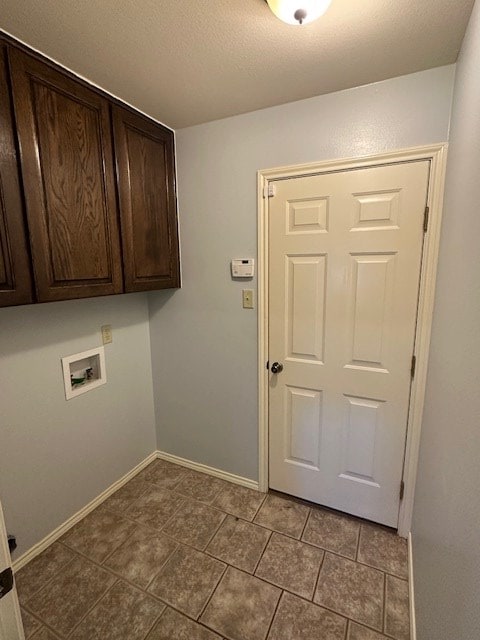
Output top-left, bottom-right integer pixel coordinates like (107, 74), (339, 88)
(257, 145), (448, 536)
(0, 499), (24, 640)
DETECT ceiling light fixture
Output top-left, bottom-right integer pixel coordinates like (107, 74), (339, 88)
(265, 0), (332, 25)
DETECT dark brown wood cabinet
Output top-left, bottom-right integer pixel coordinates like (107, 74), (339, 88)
(9, 48), (124, 302)
(0, 44), (33, 307)
(113, 106), (180, 291)
(0, 36), (180, 308)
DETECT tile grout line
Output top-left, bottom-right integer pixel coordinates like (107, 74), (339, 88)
(355, 524), (363, 561)
(299, 507), (312, 541)
(142, 543), (180, 593)
(345, 618), (352, 640)
(139, 603), (169, 640)
(196, 562), (229, 622)
(251, 529), (273, 575)
(310, 548), (327, 603)
(262, 588), (284, 640)
(65, 577), (121, 638)
(18, 554), (77, 609)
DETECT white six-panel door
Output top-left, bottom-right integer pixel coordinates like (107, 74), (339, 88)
(0, 499), (24, 640)
(268, 161), (430, 527)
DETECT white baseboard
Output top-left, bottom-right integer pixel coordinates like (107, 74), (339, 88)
(12, 451), (157, 572)
(156, 450), (260, 491)
(408, 532), (417, 640)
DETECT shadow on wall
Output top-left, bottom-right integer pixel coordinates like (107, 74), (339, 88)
(147, 289), (178, 319)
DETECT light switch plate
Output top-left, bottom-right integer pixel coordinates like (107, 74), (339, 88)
(101, 324), (112, 344)
(242, 289), (254, 309)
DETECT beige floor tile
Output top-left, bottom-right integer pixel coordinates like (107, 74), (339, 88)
(206, 515), (271, 573)
(256, 532), (324, 599)
(253, 494), (310, 539)
(212, 484), (266, 521)
(25, 555), (115, 637)
(314, 553), (385, 631)
(70, 580), (165, 640)
(302, 509), (360, 559)
(126, 485), (184, 530)
(61, 509), (137, 563)
(138, 459), (187, 490)
(104, 525), (177, 588)
(31, 628), (61, 640)
(15, 543), (75, 602)
(20, 608), (42, 638)
(348, 621), (390, 639)
(385, 575), (410, 640)
(174, 470), (229, 503)
(161, 499), (226, 550)
(146, 607), (222, 639)
(358, 526), (408, 579)
(148, 544), (225, 618)
(100, 476), (152, 512)
(267, 591), (347, 640)
(200, 566), (281, 640)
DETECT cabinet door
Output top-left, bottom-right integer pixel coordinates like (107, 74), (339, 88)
(0, 45), (33, 307)
(113, 106), (180, 292)
(9, 48), (123, 302)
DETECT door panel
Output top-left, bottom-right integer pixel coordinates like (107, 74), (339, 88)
(0, 45), (32, 307)
(268, 161), (430, 527)
(287, 255), (326, 362)
(113, 106), (180, 292)
(9, 48), (122, 302)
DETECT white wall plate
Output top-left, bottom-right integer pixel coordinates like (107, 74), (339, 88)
(61, 346), (107, 400)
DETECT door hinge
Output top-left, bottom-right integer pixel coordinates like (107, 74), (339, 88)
(410, 355), (416, 378)
(423, 206), (429, 233)
(0, 567), (13, 600)
(266, 360), (269, 370)
(263, 183), (276, 198)
(399, 480), (405, 501)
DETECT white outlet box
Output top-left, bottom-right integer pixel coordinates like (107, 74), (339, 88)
(61, 347), (107, 400)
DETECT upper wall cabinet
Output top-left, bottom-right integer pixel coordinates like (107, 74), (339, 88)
(9, 49), (123, 302)
(113, 106), (180, 291)
(0, 45), (33, 307)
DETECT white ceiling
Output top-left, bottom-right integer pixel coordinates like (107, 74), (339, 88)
(0, 0), (474, 129)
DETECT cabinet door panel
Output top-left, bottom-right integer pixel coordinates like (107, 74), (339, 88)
(0, 44), (33, 306)
(113, 106), (180, 291)
(9, 48), (122, 302)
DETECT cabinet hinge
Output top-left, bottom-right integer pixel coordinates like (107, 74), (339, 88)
(410, 355), (416, 379)
(263, 183), (276, 198)
(400, 480), (405, 501)
(423, 206), (429, 233)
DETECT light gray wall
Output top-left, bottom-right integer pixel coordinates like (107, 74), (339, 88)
(412, 2), (480, 638)
(0, 294), (156, 557)
(149, 66), (455, 481)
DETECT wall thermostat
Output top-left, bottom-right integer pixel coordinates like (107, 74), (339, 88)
(231, 258), (254, 278)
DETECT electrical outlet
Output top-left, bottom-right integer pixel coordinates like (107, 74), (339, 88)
(101, 324), (112, 344)
(242, 289), (254, 309)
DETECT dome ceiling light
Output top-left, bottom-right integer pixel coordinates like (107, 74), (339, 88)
(265, 0), (332, 25)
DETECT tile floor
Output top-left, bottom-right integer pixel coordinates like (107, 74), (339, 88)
(16, 459), (410, 640)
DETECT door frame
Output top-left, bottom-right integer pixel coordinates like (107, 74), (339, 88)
(0, 497), (24, 639)
(257, 144), (448, 537)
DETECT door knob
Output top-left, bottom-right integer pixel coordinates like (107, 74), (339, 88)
(271, 362), (284, 374)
